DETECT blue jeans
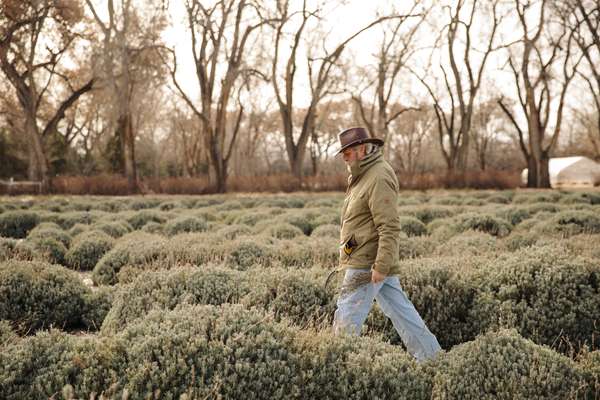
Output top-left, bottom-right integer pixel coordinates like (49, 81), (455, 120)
(333, 268), (441, 361)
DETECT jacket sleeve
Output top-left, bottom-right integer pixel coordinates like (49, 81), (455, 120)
(367, 175), (400, 274)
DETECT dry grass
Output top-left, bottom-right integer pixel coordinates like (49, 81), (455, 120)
(145, 177), (212, 194)
(47, 174), (348, 195)
(398, 169), (521, 190)
(51, 175), (131, 195)
(40, 169), (520, 196)
(227, 174), (348, 192)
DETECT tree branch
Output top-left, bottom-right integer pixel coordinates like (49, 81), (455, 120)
(41, 78), (94, 138)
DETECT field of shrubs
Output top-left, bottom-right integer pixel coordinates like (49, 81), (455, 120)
(1, 189), (600, 399)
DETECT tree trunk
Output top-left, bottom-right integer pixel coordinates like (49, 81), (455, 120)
(212, 156), (228, 193)
(283, 124), (310, 181)
(215, 161), (228, 193)
(526, 156), (536, 188)
(289, 146), (308, 181)
(25, 117), (50, 191)
(27, 146), (35, 180)
(280, 108), (311, 181)
(376, 110), (390, 156)
(117, 114), (138, 193)
(536, 153), (551, 188)
(443, 150), (456, 173)
(479, 153), (486, 171)
(310, 145), (318, 177)
(524, 152), (551, 188)
(526, 105), (553, 188)
(309, 129), (320, 177)
(207, 134), (228, 193)
(456, 124), (471, 171)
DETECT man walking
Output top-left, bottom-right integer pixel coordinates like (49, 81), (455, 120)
(333, 126), (441, 362)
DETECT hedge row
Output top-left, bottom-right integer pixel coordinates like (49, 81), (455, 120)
(1, 304), (597, 400)
(65, 230), (115, 270)
(4, 240), (597, 353)
(0, 261), (112, 334)
(89, 219), (600, 287)
(429, 329), (588, 399)
(469, 250), (600, 351)
(27, 223), (71, 246)
(5, 190), (600, 212)
(0, 211), (39, 238)
(393, 245), (600, 351)
(101, 266), (335, 334)
(17, 236), (68, 265)
(91, 232), (169, 284)
(99, 243), (600, 353)
(2, 205), (598, 275)
(91, 232), (339, 285)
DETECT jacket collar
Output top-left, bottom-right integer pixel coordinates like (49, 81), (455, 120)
(349, 149), (382, 185)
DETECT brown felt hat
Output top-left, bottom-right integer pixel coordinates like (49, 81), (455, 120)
(336, 127), (384, 154)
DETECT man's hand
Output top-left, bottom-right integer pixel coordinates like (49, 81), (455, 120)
(371, 269), (386, 283)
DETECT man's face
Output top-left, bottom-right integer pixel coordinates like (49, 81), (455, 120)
(341, 144), (365, 164)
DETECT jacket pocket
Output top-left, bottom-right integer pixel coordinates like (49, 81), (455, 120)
(342, 234), (358, 256)
(340, 234), (361, 261)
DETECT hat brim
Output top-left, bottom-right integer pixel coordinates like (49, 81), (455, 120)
(336, 138), (384, 154)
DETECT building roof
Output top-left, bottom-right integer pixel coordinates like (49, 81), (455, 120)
(521, 156), (600, 187)
(549, 156), (587, 172)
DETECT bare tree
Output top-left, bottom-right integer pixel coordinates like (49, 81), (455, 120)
(413, 0), (504, 176)
(557, 0), (600, 156)
(269, 0), (406, 180)
(391, 106), (434, 178)
(0, 86), (28, 177)
(231, 88), (278, 177)
(85, 0), (166, 193)
(72, 95), (110, 174)
(570, 106), (600, 159)
(0, 0), (94, 190)
(352, 3), (426, 155)
(309, 98), (353, 175)
(168, 104), (207, 177)
(471, 98), (508, 171)
(164, 0), (268, 193)
(498, 0), (582, 187)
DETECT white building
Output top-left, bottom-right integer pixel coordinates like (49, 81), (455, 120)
(521, 156), (600, 188)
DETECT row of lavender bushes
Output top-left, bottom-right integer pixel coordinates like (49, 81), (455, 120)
(1, 170), (522, 195)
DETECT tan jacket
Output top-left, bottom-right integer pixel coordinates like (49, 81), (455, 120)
(339, 150), (401, 275)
